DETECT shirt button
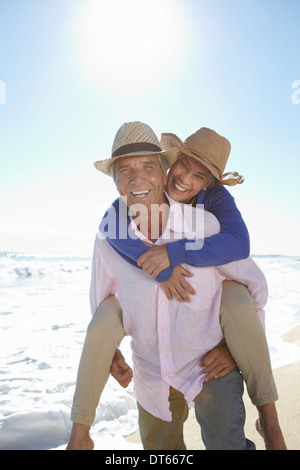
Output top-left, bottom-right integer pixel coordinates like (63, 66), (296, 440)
(166, 376), (170, 380)
(164, 354), (168, 359)
(161, 300), (166, 306)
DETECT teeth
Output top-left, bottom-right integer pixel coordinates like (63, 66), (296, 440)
(131, 190), (150, 196)
(174, 182), (187, 192)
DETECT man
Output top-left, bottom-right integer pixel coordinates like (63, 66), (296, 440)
(68, 121), (260, 450)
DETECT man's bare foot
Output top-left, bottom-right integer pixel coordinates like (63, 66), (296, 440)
(66, 423), (94, 450)
(256, 403), (287, 450)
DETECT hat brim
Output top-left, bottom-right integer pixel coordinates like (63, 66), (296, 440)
(160, 133), (243, 186)
(94, 147), (181, 176)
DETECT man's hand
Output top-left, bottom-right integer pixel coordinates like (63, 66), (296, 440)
(137, 245), (171, 278)
(110, 349), (133, 388)
(161, 265), (195, 303)
(200, 344), (236, 382)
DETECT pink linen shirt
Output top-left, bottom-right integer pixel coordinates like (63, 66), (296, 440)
(89, 195), (268, 421)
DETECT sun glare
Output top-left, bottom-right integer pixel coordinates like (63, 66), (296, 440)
(77, 0), (186, 93)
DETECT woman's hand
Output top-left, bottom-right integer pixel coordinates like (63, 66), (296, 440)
(137, 245), (171, 278)
(161, 265), (196, 303)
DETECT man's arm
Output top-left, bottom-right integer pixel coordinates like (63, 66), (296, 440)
(89, 235), (117, 315)
(90, 238), (132, 388)
(110, 349), (133, 388)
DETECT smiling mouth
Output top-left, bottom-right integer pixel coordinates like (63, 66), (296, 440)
(131, 189), (150, 198)
(174, 181), (188, 192)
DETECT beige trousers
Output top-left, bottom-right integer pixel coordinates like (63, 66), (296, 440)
(71, 280), (278, 426)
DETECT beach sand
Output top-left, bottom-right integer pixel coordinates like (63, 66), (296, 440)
(125, 325), (300, 450)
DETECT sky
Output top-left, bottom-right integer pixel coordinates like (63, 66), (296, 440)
(0, 0), (300, 256)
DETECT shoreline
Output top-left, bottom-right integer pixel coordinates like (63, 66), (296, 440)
(125, 324), (300, 450)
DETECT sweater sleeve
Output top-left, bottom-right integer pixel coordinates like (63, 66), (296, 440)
(166, 186), (250, 267)
(101, 186), (250, 280)
(100, 197), (174, 282)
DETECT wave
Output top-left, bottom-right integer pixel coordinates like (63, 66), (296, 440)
(0, 251), (91, 262)
(252, 253), (300, 261)
(0, 251), (91, 281)
(0, 407), (72, 450)
(0, 385), (138, 450)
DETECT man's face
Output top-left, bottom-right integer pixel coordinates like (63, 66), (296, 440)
(166, 154), (211, 203)
(114, 155), (167, 210)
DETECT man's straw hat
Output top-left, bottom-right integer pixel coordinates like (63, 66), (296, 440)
(94, 121), (180, 176)
(161, 127), (244, 186)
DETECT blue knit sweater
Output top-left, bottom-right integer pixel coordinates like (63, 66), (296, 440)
(100, 185), (250, 282)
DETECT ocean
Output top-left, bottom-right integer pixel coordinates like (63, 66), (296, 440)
(0, 251), (300, 450)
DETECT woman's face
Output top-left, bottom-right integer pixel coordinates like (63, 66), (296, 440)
(166, 154), (212, 203)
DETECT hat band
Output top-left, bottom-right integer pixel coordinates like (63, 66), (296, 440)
(189, 150), (222, 178)
(112, 142), (161, 158)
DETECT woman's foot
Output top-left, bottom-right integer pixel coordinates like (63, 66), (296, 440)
(256, 404), (287, 450)
(66, 423), (94, 450)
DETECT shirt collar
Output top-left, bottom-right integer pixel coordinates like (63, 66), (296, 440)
(129, 192), (189, 244)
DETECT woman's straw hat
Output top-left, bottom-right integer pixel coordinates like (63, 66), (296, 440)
(161, 127), (244, 186)
(94, 121), (180, 176)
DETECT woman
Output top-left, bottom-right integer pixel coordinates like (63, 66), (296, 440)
(68, 127), (286, 450)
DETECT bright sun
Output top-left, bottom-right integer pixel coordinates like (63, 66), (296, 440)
(77, 0), (186, 93)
